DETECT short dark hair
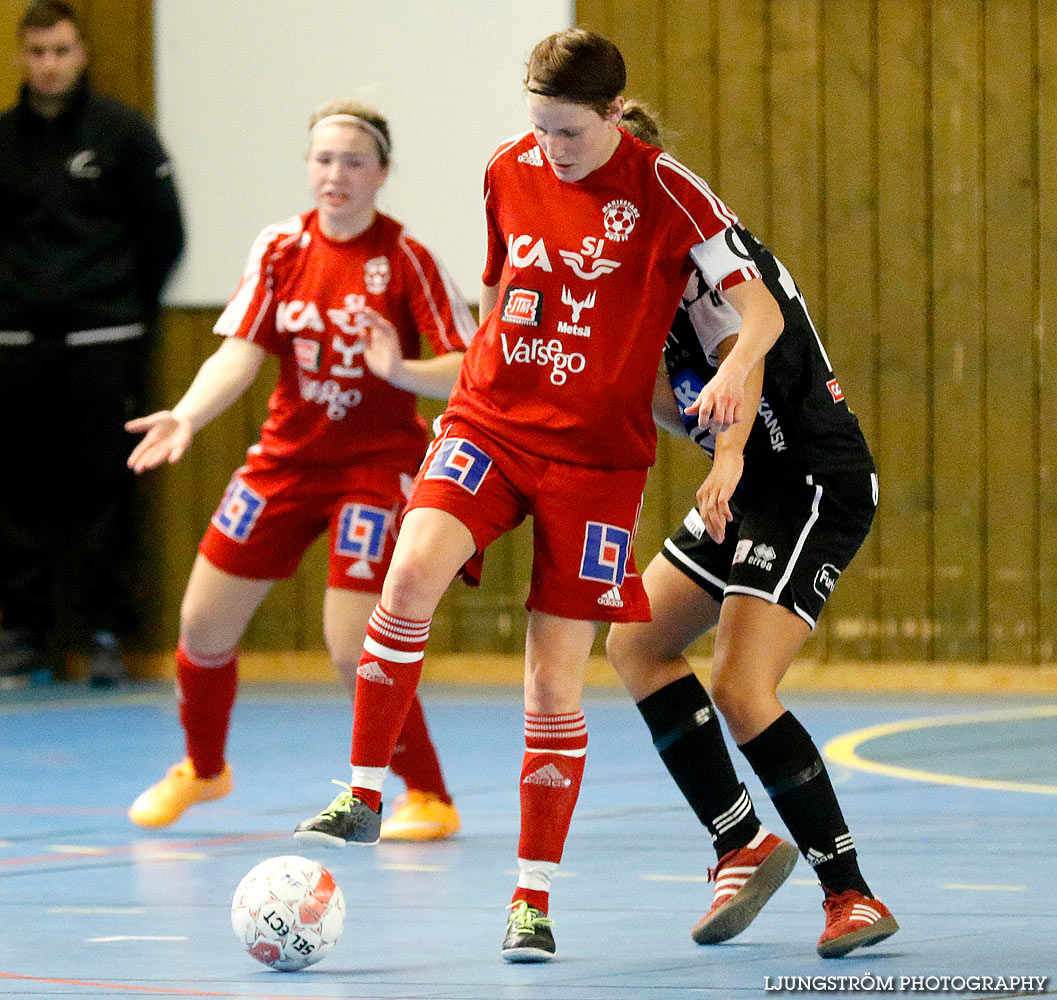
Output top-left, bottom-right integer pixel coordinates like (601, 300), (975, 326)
(18, 1), (82, 38)
(526, 28), (626, 114)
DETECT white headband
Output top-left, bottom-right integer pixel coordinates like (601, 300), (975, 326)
(311, 113), (391, 159)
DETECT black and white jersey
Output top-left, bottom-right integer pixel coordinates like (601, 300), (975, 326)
(663, 225), (874, 479)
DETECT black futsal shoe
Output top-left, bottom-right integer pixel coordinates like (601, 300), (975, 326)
(501, 901), (555, 962)
(294, 781), (381, 847)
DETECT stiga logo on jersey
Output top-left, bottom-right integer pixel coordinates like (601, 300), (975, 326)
(336, 503), (391, 562)
(501, 287), (543, 326)
(507, 234), (553, 272)
(559, 237), (620, 280)
(364, 256), (391, 294)
(425, 438), (493, 494)
(293, 337), (322, 372)
(814, 563), (841, 599)
(580, 521), (630, 586)
(212, 478), (266, 543)
(603, 199), (639, 241)
(826, 378), (844, 403)
(500, 333), (585, 386)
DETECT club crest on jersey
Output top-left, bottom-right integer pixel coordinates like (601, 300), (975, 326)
(336, 503), (391, 562)
(826, 378), (845, 403)
(602, 199), (639, 242)
(364, 256), (391, 294)
(425, 438), (493, 494)
(507, 234), (553, 272)
(212, 477), (266, 543)
(579, 521), (630, 586)
(293, 336), (322, 372)
(501, 287), (543, 326)
(558, 237), (620, 280)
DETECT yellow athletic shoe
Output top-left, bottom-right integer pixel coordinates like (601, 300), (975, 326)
(128, 758), (232, 828)
(379, 791), (460, 841)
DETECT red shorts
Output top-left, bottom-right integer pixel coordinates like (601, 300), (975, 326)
(199, 452), (418, 591)
(405, 418), (651, 622)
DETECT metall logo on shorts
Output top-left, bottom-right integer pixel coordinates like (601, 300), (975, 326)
(501, 286), (543, 326)
(336, 503), (391, 562)
(212, 477), (266, 543)
(424, 438), (493, 494)
(579, 521), (630, 586)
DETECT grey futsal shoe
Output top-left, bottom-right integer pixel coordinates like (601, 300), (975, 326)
(294, 781), (381, 847)
(501, 900), (555, 962)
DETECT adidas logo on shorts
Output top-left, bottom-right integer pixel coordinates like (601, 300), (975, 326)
(523, 763), (572, 788)
(517, 146), (544, 166)
(356, 660), (393, 685)
(597, 586), (623, 608)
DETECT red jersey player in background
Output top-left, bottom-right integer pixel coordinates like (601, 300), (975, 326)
(125, 98), (475, 832)
(294, 30), (785, 962)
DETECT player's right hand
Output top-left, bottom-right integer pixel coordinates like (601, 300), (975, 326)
(125, 411), (194, 473)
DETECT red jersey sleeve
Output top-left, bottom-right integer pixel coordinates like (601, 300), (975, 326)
(396, 230), (477, 355)
(213, 215), (306, 349)
(653, 154), (761, 292)
(481, 133), (528, 287)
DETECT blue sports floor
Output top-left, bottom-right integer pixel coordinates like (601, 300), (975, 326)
(1, 682), (1055, 999)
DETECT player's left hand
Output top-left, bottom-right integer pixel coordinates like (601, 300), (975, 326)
(686, 360), (749, 434)
(357, 308), (404, 383)
(696, 452), (743, 544)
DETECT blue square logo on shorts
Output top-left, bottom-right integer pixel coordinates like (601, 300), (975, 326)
(212, 478), (266, 543)
(424, 438), (493, 494)
(337, 504), (391, 561)
(579, 521), (630, 586)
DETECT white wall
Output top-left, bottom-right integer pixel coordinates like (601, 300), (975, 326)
(155, 1), (573, 306)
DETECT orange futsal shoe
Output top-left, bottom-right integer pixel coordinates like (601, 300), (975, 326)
(379, 791), (461, 841)
(691, 832), (799, 944)
(128, 758), (232, 829)
(817, 889), (899, 958)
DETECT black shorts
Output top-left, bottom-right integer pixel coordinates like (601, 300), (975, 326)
(661, 470), (878, 628)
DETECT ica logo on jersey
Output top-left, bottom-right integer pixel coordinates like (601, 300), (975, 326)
(558, 237), (621, 280)
(507, 234), (553, 272)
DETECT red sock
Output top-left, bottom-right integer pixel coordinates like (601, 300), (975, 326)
(512, 710), (588, 914)
(390, 694), (451, 803)
(350, 604), (430, 810)
(175, 643), (238, 779)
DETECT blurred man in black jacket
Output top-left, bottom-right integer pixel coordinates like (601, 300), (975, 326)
(0, 1), (185, 685)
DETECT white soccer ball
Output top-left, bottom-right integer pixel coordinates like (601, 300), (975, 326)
(231, 855), (345, 971)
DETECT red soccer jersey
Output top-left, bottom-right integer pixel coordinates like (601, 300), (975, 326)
(214, 210), (476, 467)
(447, 129), (760, 469)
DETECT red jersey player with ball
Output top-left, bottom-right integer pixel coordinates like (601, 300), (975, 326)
(126, 99), (474, 830)
(294, 31), (784, 962)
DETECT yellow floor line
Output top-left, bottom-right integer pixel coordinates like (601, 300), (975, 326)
(824, 704), (1057, 794)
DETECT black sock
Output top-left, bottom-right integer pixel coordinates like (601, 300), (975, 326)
(637, 674), (760, 856)
(739, 710), (871, 895)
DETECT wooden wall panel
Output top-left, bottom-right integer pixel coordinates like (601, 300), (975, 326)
(1039, 0), (1057, 663)
(875, 0), (932, 660)
(930, 0), (986, 660)
(817, 3), (880, 661)
(983, 1), (1038, 662)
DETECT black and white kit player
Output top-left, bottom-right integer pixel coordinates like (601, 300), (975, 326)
(662, 224), (878, 629)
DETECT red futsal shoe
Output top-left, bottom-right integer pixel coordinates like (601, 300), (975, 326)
(817, 889), (899, 958)
(691, 832), (799, 944)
